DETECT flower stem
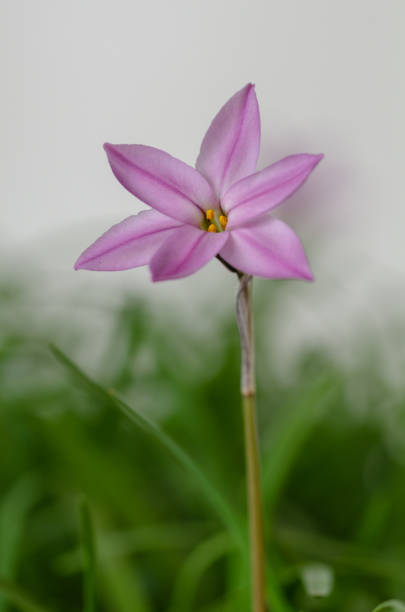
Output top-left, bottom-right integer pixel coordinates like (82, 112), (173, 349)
(236, 274), (267, 612)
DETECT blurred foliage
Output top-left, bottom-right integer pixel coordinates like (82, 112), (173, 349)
(1, 279), (405, 612)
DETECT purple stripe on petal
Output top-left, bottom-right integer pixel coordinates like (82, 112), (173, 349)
(150, 225), (228, 282)
(104, 144), (217, 225)
(74, 210), (182, 271)
(219, 216), (313, 280)
(196, 84), (260, 198)
(223, 154), (323, 228)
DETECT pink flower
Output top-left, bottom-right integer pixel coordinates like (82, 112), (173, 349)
(75, 84), (323, 282)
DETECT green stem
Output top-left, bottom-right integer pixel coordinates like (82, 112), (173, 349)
(236, 275), (267, 612)
(243, 393), (267, 612)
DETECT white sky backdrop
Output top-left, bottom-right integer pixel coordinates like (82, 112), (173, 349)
(2, 0), (405, 379)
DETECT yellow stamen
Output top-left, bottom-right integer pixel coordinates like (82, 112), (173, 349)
(205, 209), (214, 221)
(219, 215), (228, 228)
(208, 224), (217, 233)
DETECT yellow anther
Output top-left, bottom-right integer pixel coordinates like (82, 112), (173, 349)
(219, 215), (228, 228)
(207, 224), (217, 233)
(205, 209), (214, 220)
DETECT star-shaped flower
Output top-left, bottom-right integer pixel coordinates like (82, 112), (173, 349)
(75, 84), (323, 281)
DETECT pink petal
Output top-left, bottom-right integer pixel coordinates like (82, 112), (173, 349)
(196, 84), (260, 198)
(74, 210), (182, 271)
(219, 216), (313, 280)
(223, 154), (323, 228)
(150, 225), (228, 282)
(104, 143), (217, 225)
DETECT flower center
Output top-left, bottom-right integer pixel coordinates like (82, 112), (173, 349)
(204, 209), (228, 232)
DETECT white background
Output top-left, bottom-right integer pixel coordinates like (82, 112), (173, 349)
(1, 1), (405, 378)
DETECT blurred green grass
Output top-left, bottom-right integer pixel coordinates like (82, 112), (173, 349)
(1, 280), (405, 612)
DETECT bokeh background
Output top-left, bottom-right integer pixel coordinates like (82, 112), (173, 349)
(2, 1), (405, 611)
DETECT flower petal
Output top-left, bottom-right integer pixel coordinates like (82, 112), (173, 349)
(219, 216), (313, 280)
(223, 154), (323, 228)
(104, 143), (217, 225)
(150, 225), (228, 282)
(74, 210), (182, 271)
(196, 84), (260, 197)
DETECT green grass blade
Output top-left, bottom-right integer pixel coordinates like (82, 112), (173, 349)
(0, 475), (38, 612)
(79, 500), (96, 612)
(265, 559), (294, 612)
(50, 344), (245, 553)
(372, 602), (405, 612)
(112, 392), (245, 551)
(0, 580), (52, 612)
(99, 558), (151, 612)
(167, 533), (230, 612)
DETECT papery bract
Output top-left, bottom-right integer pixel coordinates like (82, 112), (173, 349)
(75, 84), (323, 281)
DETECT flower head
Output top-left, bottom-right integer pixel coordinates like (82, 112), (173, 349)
(75, 84), (323, 281)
